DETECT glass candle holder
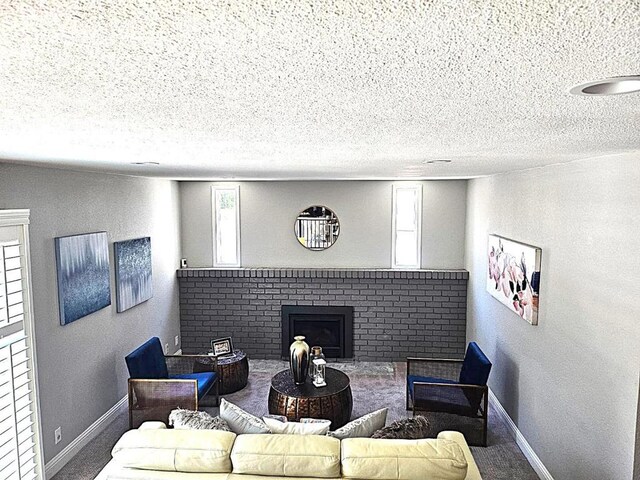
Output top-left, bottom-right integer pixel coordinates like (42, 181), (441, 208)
(309, 346), (324, 382)
(312, 357), (327, 387)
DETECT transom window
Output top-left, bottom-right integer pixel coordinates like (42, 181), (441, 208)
(392, 184), (422, 268)
(212, 186), (241, 267)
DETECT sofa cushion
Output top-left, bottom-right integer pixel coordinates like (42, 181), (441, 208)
(263, 417), (331, 435)
(220, 399), (270, 434)
(341, 437), (468, 480)
(138, 421), (167, 430)
(231, 434), (341, 478)
(437, 431), (483, 480)
(111, 429), (236, 473)
(328, 408), (387, 440)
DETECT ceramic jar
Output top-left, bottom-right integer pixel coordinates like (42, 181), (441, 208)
(289, 336), (310, 385)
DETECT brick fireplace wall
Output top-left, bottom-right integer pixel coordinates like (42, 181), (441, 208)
(177, 268), (468, 361)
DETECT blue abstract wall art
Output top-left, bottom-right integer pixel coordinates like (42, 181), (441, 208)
(55, 232), (111, 325)
(114, 237), (152, 312)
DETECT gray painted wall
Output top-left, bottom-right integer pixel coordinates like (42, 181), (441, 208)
(464, 158), (640, 480)
(0, 163), (182, 463)
(180, 180), (467, 269)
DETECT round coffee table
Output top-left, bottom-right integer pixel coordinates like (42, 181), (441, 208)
(194, 350), (249, 394)
(268, 367), (352, 429)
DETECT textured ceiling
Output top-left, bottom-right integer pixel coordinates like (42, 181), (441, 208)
(0, 0), (639, 179)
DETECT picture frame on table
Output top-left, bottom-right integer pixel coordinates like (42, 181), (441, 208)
(211, 337), (234, 357)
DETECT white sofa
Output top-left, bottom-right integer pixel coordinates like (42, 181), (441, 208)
(96, 422), (482, 480)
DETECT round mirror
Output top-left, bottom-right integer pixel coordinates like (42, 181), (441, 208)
(294, 206), (340, 251)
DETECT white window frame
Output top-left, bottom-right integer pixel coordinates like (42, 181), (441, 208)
(211, 185), (241, 267)
(0, 209), (45, 480)
(391, 184), (423, 269)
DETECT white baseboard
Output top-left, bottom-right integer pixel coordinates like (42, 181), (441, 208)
(489, 389), (554, 480)
(44, 395), (128, 479)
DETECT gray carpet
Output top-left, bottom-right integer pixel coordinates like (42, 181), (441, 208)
(52, 361), (539, 480)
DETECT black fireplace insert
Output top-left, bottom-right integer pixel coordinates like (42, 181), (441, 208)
(281, 305), (353, 358)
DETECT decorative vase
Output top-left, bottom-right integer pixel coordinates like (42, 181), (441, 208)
(289, 336), (310, 385)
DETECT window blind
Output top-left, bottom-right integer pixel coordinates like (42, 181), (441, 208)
(0, 213), (43, 480)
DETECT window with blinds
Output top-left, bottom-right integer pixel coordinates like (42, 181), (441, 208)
(0, 211), (44, 480)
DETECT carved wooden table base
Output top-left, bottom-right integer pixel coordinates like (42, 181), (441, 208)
(268, 367), (352, 429)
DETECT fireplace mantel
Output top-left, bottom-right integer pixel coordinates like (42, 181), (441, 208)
(177, 267), (468, 280)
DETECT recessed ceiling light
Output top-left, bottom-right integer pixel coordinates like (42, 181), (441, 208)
(569, 76), (640, 96)
(131, 161), (160, 165)
(422, 159), (452, 164)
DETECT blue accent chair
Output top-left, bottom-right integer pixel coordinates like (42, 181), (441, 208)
(125, 337), (219, 428)
(406, 342), (492, 446)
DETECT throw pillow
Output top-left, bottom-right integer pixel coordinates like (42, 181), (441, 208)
(371, 415), (430, 439)
(168, 408), (231, 431)
(263, 417), (331, 435)
(263, 414), (288, 423)
(300, 418), (332, 425)
(219, 399), (270, 434)
(327, 408), (388, 440)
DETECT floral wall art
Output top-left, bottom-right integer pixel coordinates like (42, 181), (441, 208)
(487, 234), (541, 325)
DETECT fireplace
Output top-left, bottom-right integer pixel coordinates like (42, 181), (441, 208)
(281, 305), (354, 358)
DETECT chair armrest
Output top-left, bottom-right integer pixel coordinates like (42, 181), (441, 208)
(413, 381), (488, 391)
(127, 379), (198, 428)
(407, 357), (463, 364)
(138, 421), (167, 430)
(407, 357), (462, 380)
(165, 354), (217, 375)
(128, 379), (198, 406)
(413, 382), (488, 415)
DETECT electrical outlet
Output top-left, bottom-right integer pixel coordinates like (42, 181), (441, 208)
(54, 427), (62, 445)
(164, 343), (169, 354)
(174, 335), (179, 346)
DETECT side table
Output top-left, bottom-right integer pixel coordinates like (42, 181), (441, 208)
(194, 350), (249, 395)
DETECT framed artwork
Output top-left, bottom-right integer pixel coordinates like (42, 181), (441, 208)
(55, 232), (111, 325)
(114, 237), (153, 313)
(487, 234), (542, 325)
(211, 337), (234, 357)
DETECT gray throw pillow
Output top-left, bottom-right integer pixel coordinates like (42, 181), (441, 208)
(371, 415), (430, 439)
(219, 399), (270, 434)
(327, 408), (387, 439)
(168, 408), (231, 431)
(263, 414), (288, 423)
